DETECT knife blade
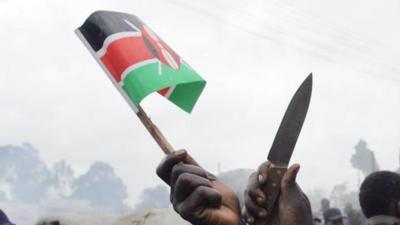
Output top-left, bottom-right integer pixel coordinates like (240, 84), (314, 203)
(257, 74), (312, 224)
(267, 73), (313, 166)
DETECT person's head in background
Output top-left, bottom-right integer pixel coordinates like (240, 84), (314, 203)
(321, 198), (332, 224)
(321, 198), (330, 212)
(359, 171), (400, 220)
(324, 208), (344, 225)
(36, 219), (61, 225)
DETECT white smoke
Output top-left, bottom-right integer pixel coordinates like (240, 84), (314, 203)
(134, 184), (169, 211)
(0, 143), (130, 224)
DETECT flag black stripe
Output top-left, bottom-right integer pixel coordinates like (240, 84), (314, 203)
(79, 11), (144, 52)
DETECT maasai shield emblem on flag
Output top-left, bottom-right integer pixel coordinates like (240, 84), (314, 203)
(76, 11), (206, 113)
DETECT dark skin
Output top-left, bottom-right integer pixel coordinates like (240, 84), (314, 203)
(156, 149), (242, 225)
(157, 150), (313, 225)
(242, 162), (313, 225)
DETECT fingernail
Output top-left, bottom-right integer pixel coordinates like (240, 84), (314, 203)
(256, 197), (264, 204)
(258, 210), (267, 218)
(258, 174), (264, 183)
(174, 149), (186, 156)
(247, 217), (254, 224)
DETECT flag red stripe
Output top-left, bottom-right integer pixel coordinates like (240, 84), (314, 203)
(100, 36), (154, 82)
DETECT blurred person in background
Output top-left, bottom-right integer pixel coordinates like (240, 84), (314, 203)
(324, 208), (345, 225)
(322, 198), (332, 223)
(359, 171), (400, 225)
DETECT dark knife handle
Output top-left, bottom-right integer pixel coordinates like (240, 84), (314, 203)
(255, 165), (287, 225)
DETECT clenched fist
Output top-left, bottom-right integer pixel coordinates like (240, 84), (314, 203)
(156, 150), (242, 225)
(242, 162), (313, 225)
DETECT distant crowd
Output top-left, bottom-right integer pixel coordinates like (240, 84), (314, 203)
(314, 199), (365, 225)
(313, 171), (400, 225)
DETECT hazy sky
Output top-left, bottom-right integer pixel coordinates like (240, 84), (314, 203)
(0, 0), (400, 206)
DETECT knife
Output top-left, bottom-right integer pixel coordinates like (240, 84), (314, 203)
(260, 74), (312, 222)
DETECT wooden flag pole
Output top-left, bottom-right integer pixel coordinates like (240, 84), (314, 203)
(136, 105), (174, 154)
(136, 105), (198, 166)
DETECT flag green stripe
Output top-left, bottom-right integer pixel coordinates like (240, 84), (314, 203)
(168, 81), (205, 112)
(121, 62), (206, 112)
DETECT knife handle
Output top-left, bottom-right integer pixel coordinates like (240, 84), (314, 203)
(257, 165), (287, 225)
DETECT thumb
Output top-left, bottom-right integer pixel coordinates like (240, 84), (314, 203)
(281, 164), (300, 188)
(175, 149), (200, 167)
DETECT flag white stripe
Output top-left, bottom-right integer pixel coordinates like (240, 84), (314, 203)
(124, 19), (142, 33)
(119, 59), (159, 84)
(165, 86), (176, 98)
(162, 49), (179, 70)
(75, 29), (139, 113)
(96, 31), (141, 58)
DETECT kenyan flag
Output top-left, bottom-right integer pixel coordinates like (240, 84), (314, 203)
(76, 11), (206, 113)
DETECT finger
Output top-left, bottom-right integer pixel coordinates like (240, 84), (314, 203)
(170, 163), (207, 187)
(257, 161), (271, 185)
(246, 173), (266, 206)
(281, 163), (300, 188)
(173, 172), (212, 204)
(175, 186), (222, 222)
(156, 150), (187, 185)
(244, 193), (268, 219)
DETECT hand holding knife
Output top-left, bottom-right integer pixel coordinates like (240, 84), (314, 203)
(245, 74), (313, 225)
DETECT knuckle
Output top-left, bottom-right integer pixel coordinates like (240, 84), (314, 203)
(247, 188), (258, 198)
(179, 205), (195, 221)
(176, 172), (192, 186)
(258, 161), (271, 173)
(248, 187), (255, 195)
(171, 164), (182, 179)
(195, 185), (207, 195)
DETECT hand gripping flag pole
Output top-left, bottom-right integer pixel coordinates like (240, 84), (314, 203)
(76, 11), (205, 165)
